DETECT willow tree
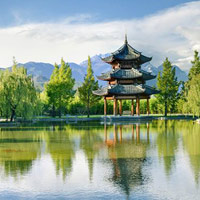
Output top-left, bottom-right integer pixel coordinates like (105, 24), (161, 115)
(0, 71), (8, 118)
(0, 59), (40, 121)
(187, 75), (200, 117)
(157, 58), (180, 116)
(78, 56), (100, 118)
(45, 58), (75, 117)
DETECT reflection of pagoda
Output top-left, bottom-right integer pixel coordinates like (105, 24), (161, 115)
(104, 124), (150, 196)
(93, 35), (159, 116)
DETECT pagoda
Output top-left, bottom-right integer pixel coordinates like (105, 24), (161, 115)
(93, 35), (159, 116)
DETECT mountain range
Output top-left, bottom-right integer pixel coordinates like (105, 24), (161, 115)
(0, 54), (188, 90)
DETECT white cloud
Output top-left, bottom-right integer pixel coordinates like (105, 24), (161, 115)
(0, 1), (200, 70)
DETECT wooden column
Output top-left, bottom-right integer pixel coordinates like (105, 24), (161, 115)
(131, 99), (134, 116)
(136, 97), (140, 116)
(147, 98), (150, 115)
(113, 98), (118, 116)
(119, 100), (122, 116)
(113, 98), (116, 115)
(104, 97), (107, 116)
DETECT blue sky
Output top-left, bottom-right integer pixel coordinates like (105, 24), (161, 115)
(0, 0), (200, 70)
(0, 0), (197, 27)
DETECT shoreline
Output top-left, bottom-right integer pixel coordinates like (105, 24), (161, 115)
(0, 115), (198, 127)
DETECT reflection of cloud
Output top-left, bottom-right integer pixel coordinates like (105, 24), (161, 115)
(0, 1), (200, 70)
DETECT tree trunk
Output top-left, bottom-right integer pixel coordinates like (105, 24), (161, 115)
(164, 101), (167, 117)
(59, 97), (61, 118)
(52, 105), (56, 117)
(87, 105), (90, 118)
(87, 94), (90, 118)
(10, 109), (15, 122)
(59, 108), (61, 118)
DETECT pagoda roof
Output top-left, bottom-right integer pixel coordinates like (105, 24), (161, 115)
(97, 68), (156, 81)
(93, 84), (159, 96)
(97, 70), (113, 80)
(102, 39), (152, 64)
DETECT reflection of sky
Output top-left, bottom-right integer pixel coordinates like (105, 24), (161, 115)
(145, 148), (200, 199)
(0, 122), (200, 199)
(1, 155), (199, 199)
(0, 153), (120, 199)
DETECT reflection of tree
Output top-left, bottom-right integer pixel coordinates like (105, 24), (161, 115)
(156, 120), (179, 176)
(44, 122), (105, 181)
(0, 131), (42, 178)
(182, 121), (200, 184)
(80, 129), (103, 181)
(3, 160), (33, 177)
(106, 124), (149, 196)
(46, 131), (75, 180)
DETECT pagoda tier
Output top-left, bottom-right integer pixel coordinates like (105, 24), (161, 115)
(102, 39), (152, 65)
(97, 68), (156, 81)
(93, 84), (159, 96)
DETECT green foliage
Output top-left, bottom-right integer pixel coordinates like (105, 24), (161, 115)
(179, 51), (200, 116)
(188, 50), (200, 81)
(156, 58), (180, 116)
(149, 98), (159, 114)
(78, 56), (100, 117)
(44, 58), (75, 117)
(65, 98), (164, 115)
(0, 59), (40, 121)
(67, 97), (85, 115)
(186, 74), (200, 116)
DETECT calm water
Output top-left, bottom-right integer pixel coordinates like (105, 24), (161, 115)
(0, 120), (200, 200)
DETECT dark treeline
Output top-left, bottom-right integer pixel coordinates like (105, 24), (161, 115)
(0, 51), (200, 121)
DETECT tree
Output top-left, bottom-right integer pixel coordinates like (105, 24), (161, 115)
(0, 58), (40, 121)
(45, 58), (75, 117)
(78, 56), (100, 118)
(188, 50), (200, 81)
(45, 63), (59, 117)
(183, 51), (200, 116)
(157, 58), (180, 116)
(179, 51), (200, 115)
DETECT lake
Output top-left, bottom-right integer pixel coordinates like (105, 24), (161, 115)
(0, 120), (200, 200)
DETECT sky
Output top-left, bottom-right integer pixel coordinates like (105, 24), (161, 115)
(0, 0), (200, 70)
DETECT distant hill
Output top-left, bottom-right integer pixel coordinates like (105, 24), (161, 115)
(79, 54), (111, 86)
(0, 55), (188, 90)
(18, 62), (86, 90)
(141, 63), (188, 87)
(80, 54), (111, 75)
(17, 61), (86, 82)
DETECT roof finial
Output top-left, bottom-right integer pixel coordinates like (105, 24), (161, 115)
(125, 33), (128, 44)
